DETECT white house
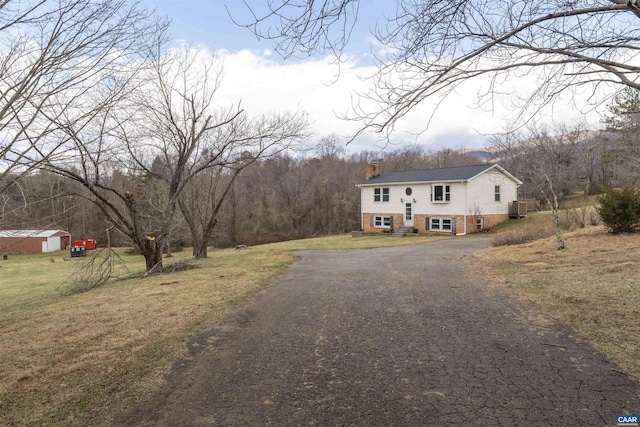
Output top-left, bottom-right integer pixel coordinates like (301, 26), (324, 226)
(356, 163), (523, 235)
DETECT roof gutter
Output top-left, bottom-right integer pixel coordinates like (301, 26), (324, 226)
(357, 179), (469, 188)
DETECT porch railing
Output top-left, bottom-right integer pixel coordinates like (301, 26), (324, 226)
(509, 200), (528, 219)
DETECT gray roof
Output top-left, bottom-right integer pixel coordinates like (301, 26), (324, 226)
(358, 164), (516, 186)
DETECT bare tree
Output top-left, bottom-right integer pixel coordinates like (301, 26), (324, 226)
(0, 0), (165, 193)
(239, 0), (640, 139)
(491, 124), (588, 249)
(43, 46), (307, 271)
(178, 113), (308, 259)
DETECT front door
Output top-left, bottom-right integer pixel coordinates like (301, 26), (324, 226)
(404, 202), (414, 227)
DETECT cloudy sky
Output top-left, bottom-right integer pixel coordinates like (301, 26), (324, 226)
(141, 0), (612, 153)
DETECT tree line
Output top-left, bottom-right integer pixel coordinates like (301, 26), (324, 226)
(3, 89), (639, 256)
(0, 137), (483, 251)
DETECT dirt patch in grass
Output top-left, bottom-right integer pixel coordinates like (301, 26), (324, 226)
(0, 233), (445, 426)
(471, 225), (640, 380)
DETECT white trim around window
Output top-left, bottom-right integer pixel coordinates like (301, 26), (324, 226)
(431, 184), (450, 203)
(374, 187), (390, 202)
(428, 217), (453, 231)
(373, 216), (392, 228)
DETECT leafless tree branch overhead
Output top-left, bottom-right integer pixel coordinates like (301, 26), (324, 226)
(240, 0), (640, 138)
(0, 0), (168, 192)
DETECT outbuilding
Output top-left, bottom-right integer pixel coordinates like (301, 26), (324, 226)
(0, 230), (71, 254)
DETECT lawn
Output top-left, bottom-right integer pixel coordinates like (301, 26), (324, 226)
(0, 233), (443, 426)
(471, 225), (640, 381)
(3, 221), (639, 425)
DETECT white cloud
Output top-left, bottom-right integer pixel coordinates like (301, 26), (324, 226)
(194, 47), (616, 153)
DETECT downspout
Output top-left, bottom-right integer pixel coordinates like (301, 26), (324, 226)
(457, 180), (468, 236)
(358, 186), (363, 230)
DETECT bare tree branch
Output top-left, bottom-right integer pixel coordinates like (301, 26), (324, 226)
(0, 0), (168, 192)
(240, 0), (640, 141)
(43, 45), (308, 271)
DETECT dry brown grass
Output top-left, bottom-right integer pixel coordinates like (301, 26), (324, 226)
(0, 233), (444, 426)
(472, 225), (640, 379)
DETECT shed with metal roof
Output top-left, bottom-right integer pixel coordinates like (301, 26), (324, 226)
(0, 230), (71, 254)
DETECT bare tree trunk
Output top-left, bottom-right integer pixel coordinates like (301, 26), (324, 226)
(230, 181), (238, 247)
(543, 174), (565, 250)
(193, 240), (208, 259)
(141, 238), (163, 272)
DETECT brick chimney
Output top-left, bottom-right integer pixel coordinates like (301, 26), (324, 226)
(366, 161), (380, 180)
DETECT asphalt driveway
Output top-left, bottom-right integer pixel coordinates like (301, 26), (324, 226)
(125, 236), (639, 426)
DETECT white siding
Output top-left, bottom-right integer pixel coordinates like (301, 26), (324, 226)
(466, 170), (518, 215)
(41, 237), (62, 253)
(47, 236), (61, 252)
(413, 182), (467, 216)
(360, 167), (520, 222)
(360, 185), (406, 215)
(361, 182), (469, 217)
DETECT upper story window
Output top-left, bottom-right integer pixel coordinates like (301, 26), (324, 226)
(494, 185), (501, 202)
(374, 187), (390, 202)
(431, 184), (450, 202)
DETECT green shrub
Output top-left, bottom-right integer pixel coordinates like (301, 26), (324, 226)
(596, 187), (640, 233)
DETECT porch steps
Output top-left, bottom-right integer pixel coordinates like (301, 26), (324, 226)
(391, 226), (414, 237)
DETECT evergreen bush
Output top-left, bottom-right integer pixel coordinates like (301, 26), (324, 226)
(596, 187), (640, 233)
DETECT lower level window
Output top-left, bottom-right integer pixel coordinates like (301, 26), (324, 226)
(429, 217), (453, 231)
(374, 216), (392, 228)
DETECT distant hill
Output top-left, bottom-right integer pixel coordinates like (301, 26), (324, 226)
(457, 147), (501, 162)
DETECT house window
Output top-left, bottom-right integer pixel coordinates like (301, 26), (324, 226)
(429, 217), (454, 231)
(431, 184), (450, 202)
(374, 187), (390, 202)
(494, 185), (501, 202)
(476, 217), (483, 232)
(373, 216), (392, 228)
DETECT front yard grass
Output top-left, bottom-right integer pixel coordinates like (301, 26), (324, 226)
(471, 225), (640, 380)
(4, 223), (638, 425)
(0, 233), (444, 426)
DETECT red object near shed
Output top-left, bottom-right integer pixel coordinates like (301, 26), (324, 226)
(72, 239), (97, 250)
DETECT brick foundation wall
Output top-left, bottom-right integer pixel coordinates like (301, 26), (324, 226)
(414, 214), (428, 233)
(363, 213), (511, 234)
(468, 214), (510, 233)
